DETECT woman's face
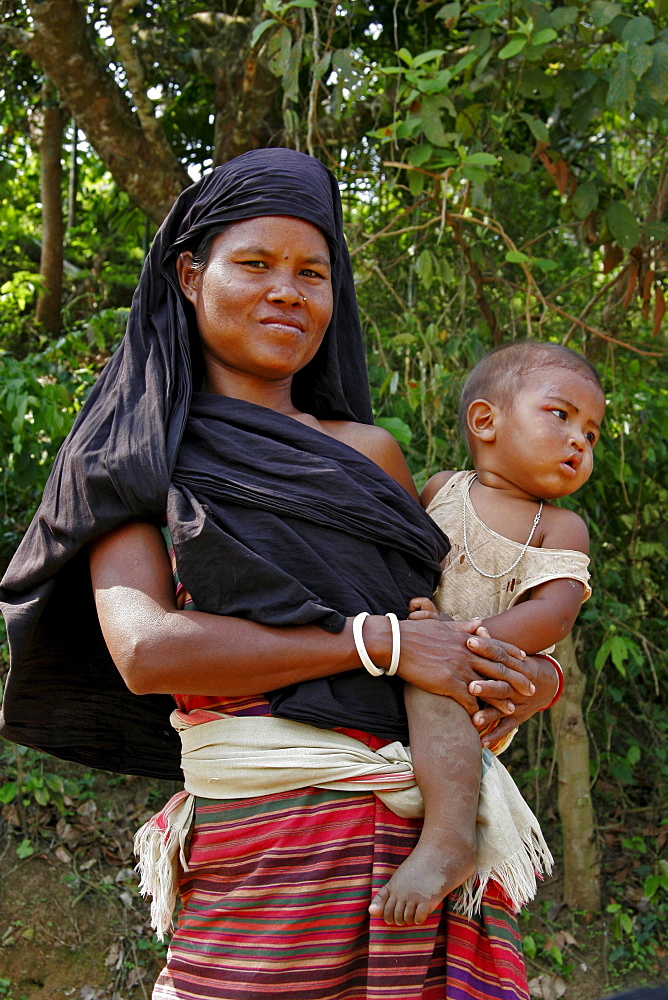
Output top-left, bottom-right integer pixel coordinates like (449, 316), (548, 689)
(177, 216), (333, 394)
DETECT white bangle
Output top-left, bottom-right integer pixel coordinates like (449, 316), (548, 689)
(385, 612), (400, 676)
(352, 612), (385, 676)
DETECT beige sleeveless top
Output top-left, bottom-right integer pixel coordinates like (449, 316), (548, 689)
(427, 471), (591, 626)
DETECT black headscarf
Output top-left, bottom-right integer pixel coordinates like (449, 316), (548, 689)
(0, 149), (447, 779)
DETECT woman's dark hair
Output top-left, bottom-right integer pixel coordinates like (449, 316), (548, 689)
(187, 224), (231, 272)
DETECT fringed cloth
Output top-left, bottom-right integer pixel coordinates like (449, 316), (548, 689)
(135, 710), (552, 942)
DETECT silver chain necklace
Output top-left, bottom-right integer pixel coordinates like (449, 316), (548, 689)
(462, 474), (543, 579)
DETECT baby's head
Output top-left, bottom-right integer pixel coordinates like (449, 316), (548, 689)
(460, 341), (605, 500)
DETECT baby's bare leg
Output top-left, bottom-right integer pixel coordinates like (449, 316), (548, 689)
(368, 686), (481, 925)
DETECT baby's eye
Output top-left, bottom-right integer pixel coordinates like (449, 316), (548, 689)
(550, 408), (567, 420)
(585, 431), (597, 444)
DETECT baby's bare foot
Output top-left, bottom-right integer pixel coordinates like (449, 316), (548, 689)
(368, 834), (475, 926)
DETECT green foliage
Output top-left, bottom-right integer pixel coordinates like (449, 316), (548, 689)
(606, 863), (668, 974)
(0, 332), (106, 566)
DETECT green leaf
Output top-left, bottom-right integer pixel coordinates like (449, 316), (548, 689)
(0, 782), (17, 804)
(407, 144), (434, 167)
(607, 201), (640, 249)
(397, 47), (414, 67)
(267, 26), (293, 76)
(500, 150), (532, 174)
(550, 7), (578, 29)
(628, 43), (654, 79)
(572, 180), (599, 220)
(505, 249), (531, 264)
(534, 258), (558, 271)
(409, 170), (425, 196)
(519, 113), (549, 142)
(376, 416), (413, 445)
(643, 874), (662, 900)
(590, 1), (622, 29)
(464, 152), (497, 166)
(416, 249), (435, 285)
(412, 49), (446, 68)
(522, 934), (537, 960)
(610, 634), (630, 674)
(518, 68), (555, 99)
(251, 19), (276, 47)
(34, 785), (49, 806)
(607, 52), (636, 111)
(621, 15), (654, 44)
(532, 28), (557, 46)
(461, 165), (488, 184)
(645, 43), (668, 103)
(626, 744), (641, 766)
(436, 1), (461, 21)
(420, 96), (449, 146)
(16, 838), (34, 860)
(498, 36), (527, 60)
(313, 51), (332, 80)
(470, 28), (491, 55)
(470, 2), (503, 24)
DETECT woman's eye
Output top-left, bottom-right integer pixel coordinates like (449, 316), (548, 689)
(301, 268), (325, 279)
(243, 260), (267, 269)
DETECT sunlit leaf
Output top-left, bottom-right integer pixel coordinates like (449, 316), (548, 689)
(532, 28), (557, 46)
(376, 416), (413, 444)
(506, 249), (531, 264)
(499, 36), (527, 60)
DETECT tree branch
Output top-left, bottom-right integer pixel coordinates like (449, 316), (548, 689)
(108, 0), (172, 153)
(12, 0), (190, 224)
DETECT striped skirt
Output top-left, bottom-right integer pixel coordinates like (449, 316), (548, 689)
(152, 784), (529, 999)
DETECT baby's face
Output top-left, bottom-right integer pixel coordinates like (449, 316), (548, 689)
(492, 367), (606, 501)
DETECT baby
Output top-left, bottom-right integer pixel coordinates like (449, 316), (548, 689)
(369, 340), (606, 925)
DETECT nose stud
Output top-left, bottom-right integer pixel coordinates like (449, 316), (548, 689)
(302, 295), (307, 302)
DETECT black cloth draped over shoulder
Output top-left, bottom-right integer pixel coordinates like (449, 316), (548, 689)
(0, 148), (448, 779)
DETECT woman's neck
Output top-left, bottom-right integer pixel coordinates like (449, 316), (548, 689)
(202, 367), (300, 417)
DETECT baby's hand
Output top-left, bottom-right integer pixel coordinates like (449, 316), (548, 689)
(408, 596), (448, 620)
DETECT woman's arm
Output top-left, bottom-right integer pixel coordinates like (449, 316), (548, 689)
(89, 519), (535, 714)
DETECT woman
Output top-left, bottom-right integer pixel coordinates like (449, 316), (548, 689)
(0, 149), (558, 999)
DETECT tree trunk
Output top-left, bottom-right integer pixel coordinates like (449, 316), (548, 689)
(35, 83), (66, 335)
(11, 0), (190, 224)
(551, 634), (601, 911)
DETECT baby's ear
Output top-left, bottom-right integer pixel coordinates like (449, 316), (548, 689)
(467, 398), (497, 442)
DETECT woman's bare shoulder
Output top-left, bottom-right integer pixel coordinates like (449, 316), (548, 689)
(321, 420), (418, 499)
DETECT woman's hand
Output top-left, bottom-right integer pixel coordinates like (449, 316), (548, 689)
(469, 641), (561, 748)
(365, 616), (535, 718)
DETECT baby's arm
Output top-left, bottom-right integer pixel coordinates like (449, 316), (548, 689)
(412, 506), (590, 655)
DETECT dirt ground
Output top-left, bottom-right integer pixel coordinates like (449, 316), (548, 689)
(0, 770), (665, 1000)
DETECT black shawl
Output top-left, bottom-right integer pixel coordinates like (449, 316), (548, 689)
(0, 148), (448, 779)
